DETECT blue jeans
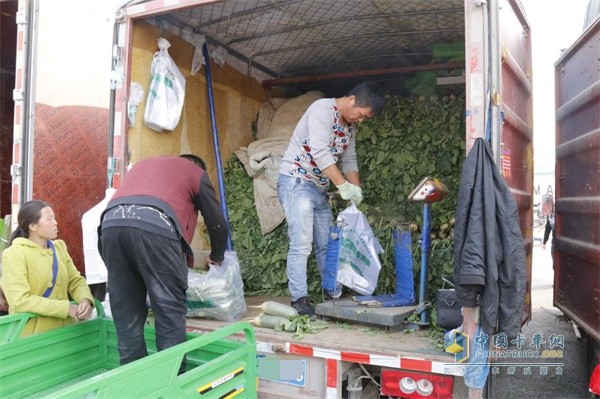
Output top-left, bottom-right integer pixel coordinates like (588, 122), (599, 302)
(277, 174), (339, 301)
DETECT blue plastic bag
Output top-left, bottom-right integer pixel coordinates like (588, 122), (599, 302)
(463, 325), (490, 389)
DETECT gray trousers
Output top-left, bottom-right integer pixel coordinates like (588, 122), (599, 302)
(100, 226), (188, 368)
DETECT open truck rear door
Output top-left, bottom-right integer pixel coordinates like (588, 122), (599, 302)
(465, 0), (534, 324)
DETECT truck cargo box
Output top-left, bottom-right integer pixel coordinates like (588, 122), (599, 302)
(105, 1), (533, 397)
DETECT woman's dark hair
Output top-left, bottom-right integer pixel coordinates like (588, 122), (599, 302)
(9, 200), (50, 246)
(346, 81), (386, 117)
(180, 154), (207, 171)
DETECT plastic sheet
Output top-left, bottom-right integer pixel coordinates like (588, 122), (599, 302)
(81, 188), (115, 285)
(186, 251), (246, 322)
(127, 82), (144, 126)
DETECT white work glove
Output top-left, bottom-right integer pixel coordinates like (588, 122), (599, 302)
(336, 182), (363, 206)
(351, 185), (363, 206)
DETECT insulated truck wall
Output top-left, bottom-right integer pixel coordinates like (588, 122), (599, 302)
(105, 0), (533, 397)
(553, 16), (600, 388)
(7, 0), (115, 274)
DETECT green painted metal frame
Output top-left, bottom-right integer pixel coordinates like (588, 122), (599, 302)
(0, 306), (257, 398)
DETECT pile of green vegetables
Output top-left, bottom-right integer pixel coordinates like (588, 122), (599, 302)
(246, 301), (329, 339)
(224, 95), (466, 325)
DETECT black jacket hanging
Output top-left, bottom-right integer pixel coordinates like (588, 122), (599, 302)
(453, 138), (527, 340)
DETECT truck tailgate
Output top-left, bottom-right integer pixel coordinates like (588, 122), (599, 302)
(186, 296), (454, 364)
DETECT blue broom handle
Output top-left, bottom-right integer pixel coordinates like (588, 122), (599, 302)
(202, 43), (232, 250)
(419, 203), (432, 323)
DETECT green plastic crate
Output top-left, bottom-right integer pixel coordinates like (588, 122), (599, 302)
(0, 306), (257, 398)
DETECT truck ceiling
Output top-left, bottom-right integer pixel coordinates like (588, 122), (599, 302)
(130, 0), (466, 95)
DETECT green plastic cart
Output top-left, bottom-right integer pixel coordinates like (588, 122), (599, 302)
(0, 304), (257, 398)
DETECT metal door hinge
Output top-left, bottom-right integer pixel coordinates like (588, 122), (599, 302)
(10, 164), (22, 178)
(16, 10), (27, 25)
(493, 92), (501, 106)
(13, 89), (23, 102)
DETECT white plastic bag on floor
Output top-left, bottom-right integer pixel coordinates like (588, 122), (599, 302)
(186, 251), (246, 322)
(144, 37), (186, 132)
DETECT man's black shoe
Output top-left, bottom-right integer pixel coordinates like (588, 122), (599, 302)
(291, 297), (316, 318)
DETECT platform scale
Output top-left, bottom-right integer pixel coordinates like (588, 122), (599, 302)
(315, 177), (449, 331)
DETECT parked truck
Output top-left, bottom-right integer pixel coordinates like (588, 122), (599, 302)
(553, 15), (600, 395)
(6, 0), (534, 397)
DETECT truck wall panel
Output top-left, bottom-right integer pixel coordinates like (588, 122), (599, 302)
(0, 1), (17, 217)
(499, 0), (534, 321)
(127, 22), (267, 169)
(32, 104), (108, 273)
(554, 252), (599, 336)
(554, 18), (600, 342)
(123, 21), (269, 252)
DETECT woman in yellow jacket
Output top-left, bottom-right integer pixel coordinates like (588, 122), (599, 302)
(1, 200), (95, 336)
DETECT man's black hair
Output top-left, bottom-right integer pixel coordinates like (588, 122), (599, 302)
(180, 154), (207, 170)
(346, 81), (386, 116)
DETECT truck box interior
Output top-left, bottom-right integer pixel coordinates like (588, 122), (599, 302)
(123, 0), (466, 172)
(120, 0), (468, 261)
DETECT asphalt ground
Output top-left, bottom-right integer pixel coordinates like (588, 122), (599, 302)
(487, 240), (589, 398)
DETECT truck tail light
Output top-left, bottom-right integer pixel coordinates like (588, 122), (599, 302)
(380, 369), (453, 398)
(590, 360), (600, 395)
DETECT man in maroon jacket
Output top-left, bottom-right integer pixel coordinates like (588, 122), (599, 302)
(98, 154), (228, 369)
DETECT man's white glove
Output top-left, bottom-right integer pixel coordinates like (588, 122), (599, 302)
(336, 182), (363, 206)
(350, 185), (363, 206)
